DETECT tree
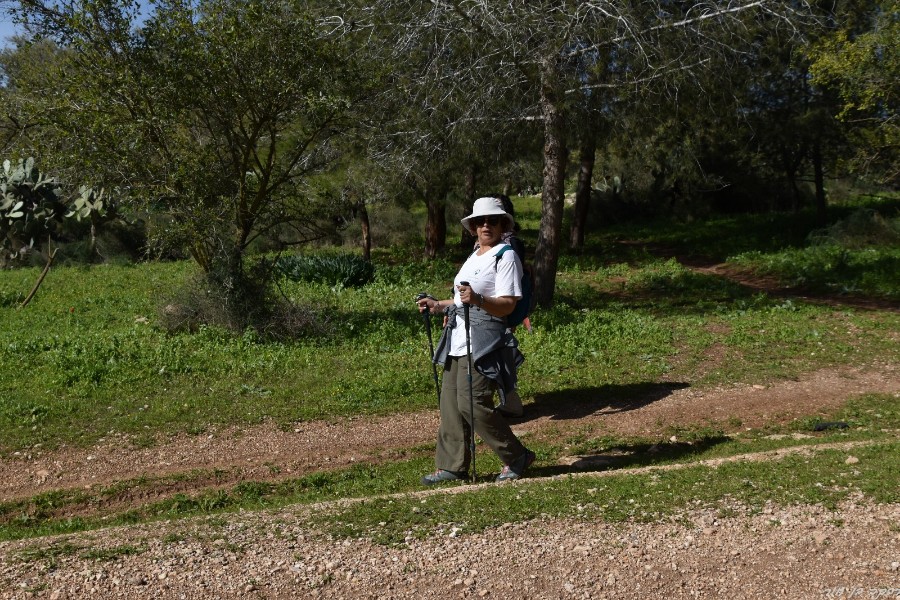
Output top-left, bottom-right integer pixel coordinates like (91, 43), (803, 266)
(809, 0), (899, 186)
(347, 0), (536, 259)
(8, 0), (370, 327)
(740, 38), (844, 224)
(0, 37), (63, 155)
(360, 0), (815, 307)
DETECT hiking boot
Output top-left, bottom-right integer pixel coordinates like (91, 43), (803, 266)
(496, 449), (535, 482)
(421, 469), (466, 485)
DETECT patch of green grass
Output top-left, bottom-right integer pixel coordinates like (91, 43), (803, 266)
(733, 245), (900, 298)
(14, 541), (83, 565)
(78, 544), (146, 562)
(14, 540), (145, 565)
(0, 263), (452, 451)
(321, 439), (900, 545)
(726, 208), (899, 299)
(0, 455), (432, 541)
(163, 532), (186, 544)
(614, 258), (752, 306)
(1, 197), (898, 455)
(834, 392), (900, 427)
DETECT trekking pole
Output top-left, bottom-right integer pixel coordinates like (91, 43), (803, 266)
(460, 281), (477, 483)
(415, 292), (442, 406)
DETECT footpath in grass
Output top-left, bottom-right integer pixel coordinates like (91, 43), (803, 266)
(1, 392), (896, 544)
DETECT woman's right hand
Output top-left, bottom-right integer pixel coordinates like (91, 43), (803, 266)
(417, 297), (439, 313)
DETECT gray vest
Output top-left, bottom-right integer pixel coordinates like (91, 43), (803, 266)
(432, 304), (524, 408)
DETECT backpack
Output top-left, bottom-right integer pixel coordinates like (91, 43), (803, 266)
(495, 240), (535, 329)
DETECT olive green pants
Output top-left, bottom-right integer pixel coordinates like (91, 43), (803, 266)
(435, 355), (527, 473)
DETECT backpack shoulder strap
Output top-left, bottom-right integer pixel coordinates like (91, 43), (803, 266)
(494, 244), (512, 265)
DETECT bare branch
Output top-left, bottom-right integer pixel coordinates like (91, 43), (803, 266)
(564, 59), (713, 95)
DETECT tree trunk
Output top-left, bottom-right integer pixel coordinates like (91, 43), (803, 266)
(424, 187), (447, 259)
(533, 58), (568, 308)
(459, 163), (477, 248)
(19, 247), (58, 308)
(570, 131), (596, 249)
(89, 219), (98, 260)
(812, 142), (827, 227)
(465, 163), (477, 202)
(781, 147), (805, 212)
(357, 200), (372, 261)
(788, 172), (800, 212)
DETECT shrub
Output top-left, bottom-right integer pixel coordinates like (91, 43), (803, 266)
(275, 254), (375, 288)
(808, 208), (900, 249)
(158, 257), (328, 340)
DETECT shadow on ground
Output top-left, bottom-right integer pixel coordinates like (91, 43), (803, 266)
(515, 381), (690, 422)
(524, 435), (732, 480)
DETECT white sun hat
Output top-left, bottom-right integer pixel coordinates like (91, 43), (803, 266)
(461, 196), (515, 234)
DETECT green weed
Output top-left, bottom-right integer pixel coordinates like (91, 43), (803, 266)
(15, 541), (82, 565)
(275, 254), (375, 288)
(79, 544), (146, 562)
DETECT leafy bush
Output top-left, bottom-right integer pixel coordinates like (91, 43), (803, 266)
(275, 254), (375, 288)
(808, 208), (900, 249)
(158, 258), (328, 340)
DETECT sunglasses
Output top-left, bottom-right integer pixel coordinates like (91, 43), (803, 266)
(470, 215), (502, 228)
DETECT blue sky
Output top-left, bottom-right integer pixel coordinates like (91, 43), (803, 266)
(0, 11), (20, 47)
(0, 3), (152, 48)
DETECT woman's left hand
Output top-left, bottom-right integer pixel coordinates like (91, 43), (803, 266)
(457, 284), (475, 305)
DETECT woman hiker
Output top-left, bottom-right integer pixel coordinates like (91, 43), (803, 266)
(415, 196), (535, 484)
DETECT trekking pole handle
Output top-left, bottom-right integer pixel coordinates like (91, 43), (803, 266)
(415, 292), (438, 314)
(459, 281), (471, 305)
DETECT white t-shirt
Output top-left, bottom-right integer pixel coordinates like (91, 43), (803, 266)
(449, 244), (522, 357)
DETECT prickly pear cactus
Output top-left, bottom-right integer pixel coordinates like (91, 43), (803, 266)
(0, 157), (67, 267)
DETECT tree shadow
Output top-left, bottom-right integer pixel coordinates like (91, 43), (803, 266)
(553, 251), (900, 316)
(555, 268), (756, 315)
(514, 381), (690, 423)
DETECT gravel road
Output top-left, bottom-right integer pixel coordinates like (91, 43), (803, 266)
(1, 488), (898, 599)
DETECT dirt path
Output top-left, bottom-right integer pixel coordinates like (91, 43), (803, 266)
(1, 363), (897, 503)
(3, 249), (896, 504)
(659, 250), (900, 314)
